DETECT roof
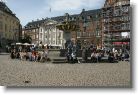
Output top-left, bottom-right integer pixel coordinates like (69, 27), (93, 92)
(80, 9), (102, 19)
(51, 16), (65, 22)
(0, 2), (19, 20)
(26, 19), (46, 27)
(25, 9), (102, 28)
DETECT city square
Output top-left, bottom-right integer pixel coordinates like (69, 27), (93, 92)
(0, 0), (131, 87)
(0, 52), (130, 87)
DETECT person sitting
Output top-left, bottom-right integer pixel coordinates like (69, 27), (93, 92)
(108, 52), (115, 63)
(10, 49), (16, 59)
(98, 52), (102, 62)
(124, 53), (129, 61)
(36, 52), (41, 62)
(91, 52), (97, 63)
(121, 53), (125, 61)
(31, 50), (36, 61)
(40, 50), (47, 63)
(28, 52), (32, 61)
(117, 52), (122, 61)
(16, 52), (20, 59)
(71, 52), (78, 63)
(25, 52), (30, 61)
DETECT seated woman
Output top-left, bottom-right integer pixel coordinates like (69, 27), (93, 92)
(31, 50), (36, 61)
(25, 51), (29, 61)
(36, 52), (41, 62)
(40, 50), (47, 62)
(10, 49), (16, 59)
(16, 52), (20, 59)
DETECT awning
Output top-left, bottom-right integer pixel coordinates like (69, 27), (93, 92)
(113, 42), (129, 45)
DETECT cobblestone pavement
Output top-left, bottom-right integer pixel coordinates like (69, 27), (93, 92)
(0, 54), (131, 87)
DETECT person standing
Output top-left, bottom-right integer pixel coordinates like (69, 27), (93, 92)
(66, 42), (73, 63)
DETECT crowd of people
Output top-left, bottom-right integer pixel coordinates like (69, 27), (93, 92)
(90, 49), (130, 63)
(9, 41), (130, 64)
(65, 40), (130, 63)
(10, 45), (50, 63)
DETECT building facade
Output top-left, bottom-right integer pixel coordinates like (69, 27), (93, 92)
(76, 9), (102, 48)
(23, 18), (65, 48)
(23, 0), (131, 50)
(102, 0), (130, 50)
(0, 1), (22, 48)
(24, 9), (103, 49)
(40, 19), (64, 48)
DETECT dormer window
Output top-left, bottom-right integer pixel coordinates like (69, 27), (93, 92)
(82, 17), (84, 20)
(72, 17), (75, 21)
(87, 16), (92, 20)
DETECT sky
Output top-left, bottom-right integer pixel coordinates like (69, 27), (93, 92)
(3, 0), (105, 26)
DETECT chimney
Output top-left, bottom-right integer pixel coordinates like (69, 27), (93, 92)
(82, 9), (85, 12)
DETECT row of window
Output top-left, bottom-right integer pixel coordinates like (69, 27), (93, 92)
(104, 16), (130, 23)
(114, 1), (130, 6)
(104, 23), (130, 30)
(77, 31), (101, 37)
(46, 40), (62, 45)
(104, 1), (129, 8)
(113, 16), (130, 22)
(103, 6), (129, 17)
(39, 32), (62, 39)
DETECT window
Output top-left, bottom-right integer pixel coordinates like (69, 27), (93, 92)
(72, 17), (75, 21)
(40, 33), (42, 39)
(58, 32), (61, 38)
(53, 40), (55, 44)
(77, 32), (81, 37)
(87, 16), (92, 20)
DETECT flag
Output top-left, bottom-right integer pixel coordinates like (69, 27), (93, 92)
(50, 8), (51, 13)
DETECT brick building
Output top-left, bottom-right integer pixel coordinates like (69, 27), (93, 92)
(102, 0), (130, 50)
(76, 9), (102, 48)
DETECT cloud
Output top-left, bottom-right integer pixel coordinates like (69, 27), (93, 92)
(48, 0), (83, 11)
(39, 0), (105, 17)
(5, 0), (105, 26)
(46, 0), (105, 11)
(0, 0), (7, 2)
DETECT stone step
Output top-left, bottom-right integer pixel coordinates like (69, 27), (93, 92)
(52, 58), (118, 64)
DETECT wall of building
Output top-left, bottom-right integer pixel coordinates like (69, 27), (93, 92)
(102, 0), (130, 50)
(0, 2), (21, 48)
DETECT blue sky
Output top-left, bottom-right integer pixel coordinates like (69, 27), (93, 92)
(4, 0), (105, 26)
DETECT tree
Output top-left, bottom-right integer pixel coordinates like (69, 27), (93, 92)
(21, 34), (32, 44)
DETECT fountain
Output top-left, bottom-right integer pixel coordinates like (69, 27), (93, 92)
(56, 13), (79, 56)
(56, 13), (79, 48)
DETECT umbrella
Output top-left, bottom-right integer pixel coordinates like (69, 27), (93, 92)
(23, 43), (30, 46)
(11, 43), (15, 45)
(16, 43), (22, 45)
(44, 44), (47, 46)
